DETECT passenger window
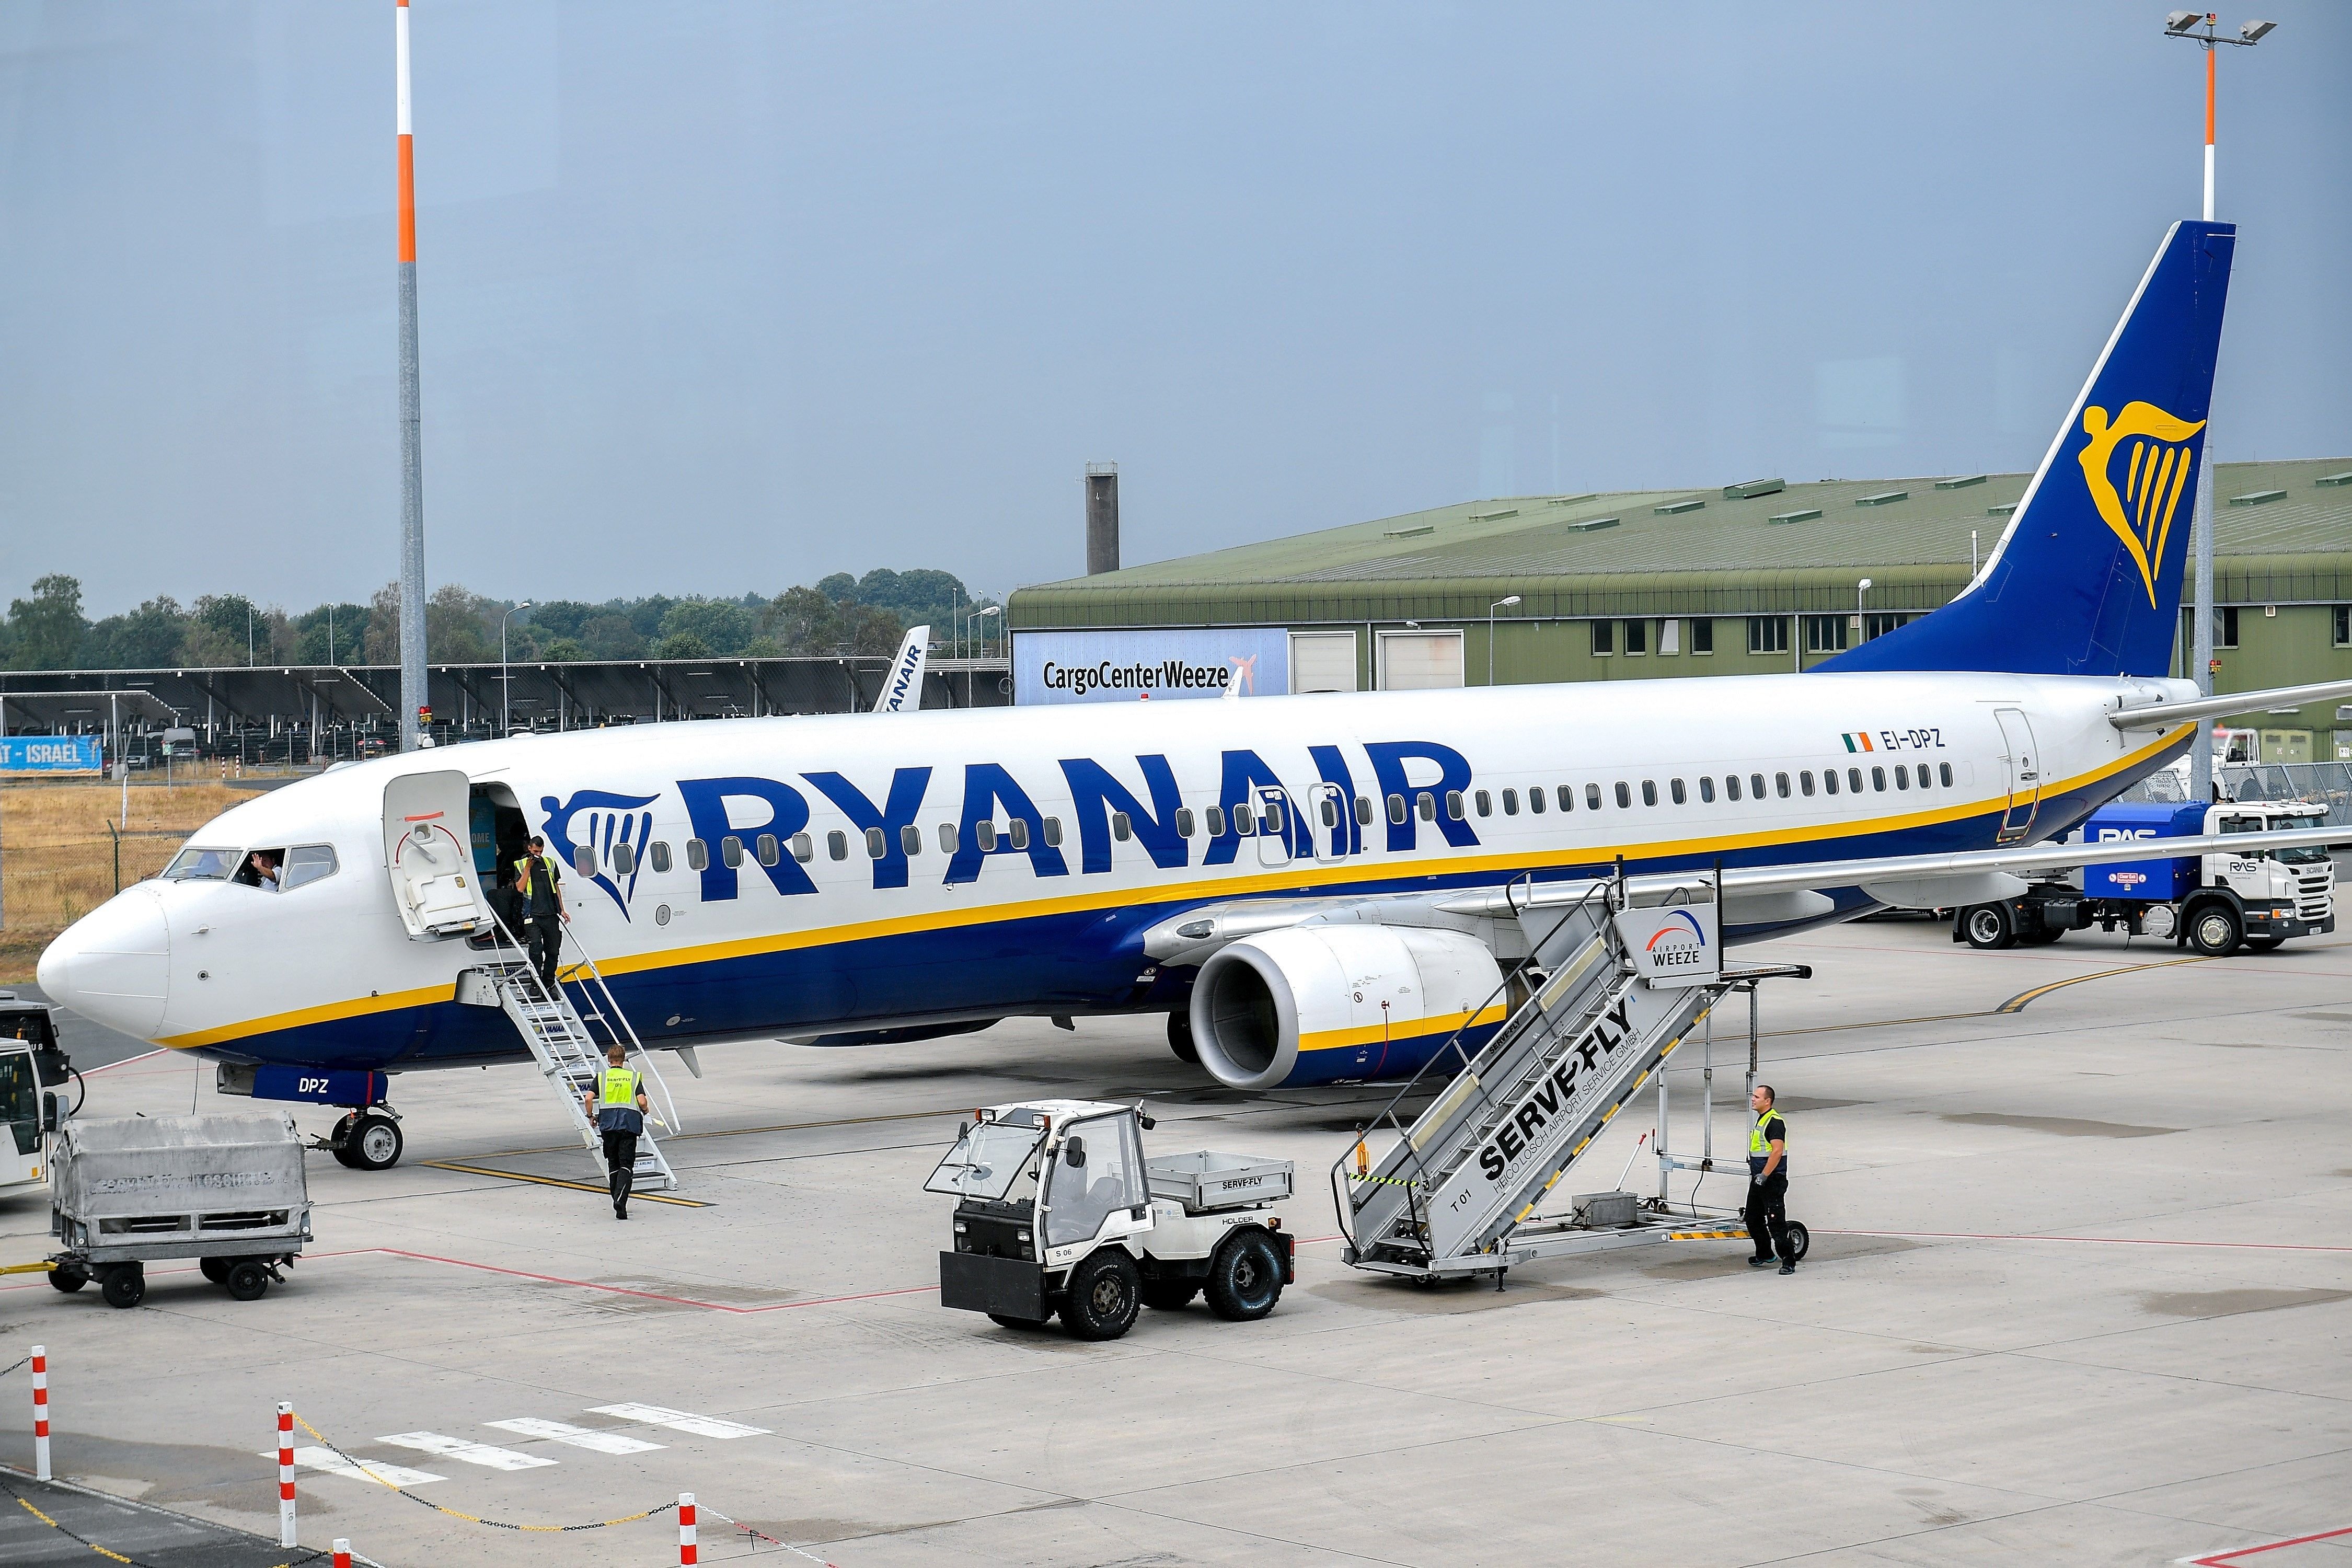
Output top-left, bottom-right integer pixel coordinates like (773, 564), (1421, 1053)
(1260, 802), (1283, 836)
(1872, 766), (1887, 792)
(756, 834), (778, 867)
(1355, 795), (1373, 826)
(1589, 783), (1605, 810)
(1475, 790), (1493, 817)
(1205, 806), (1226, 837)
(1939, 762), (1953, 787)
(1528, 787), (1544, 815)
(282, 845), (339, 892)
(1008, 819), (1029, 850)
(1418, 793), (1437, 822)
(827, 830), (849, 861)
(686, 838), (708, 871)
(1848, 767), (1863, 793)
(1503, 788), (1520, 815)
(901, 823), (922, 856)
(1563, 785), (1579, 812)
(1233, 804), (1256, 836)
(1895, 765), (1910, 790)
(1176, 808), (1196, 837)
(1774, 773), (1791, 799)
(650, 841), (673, 873)
(1800, 771), (1815, 797)
(1698, 777), (1715, 804)
(1320, 797), (1338, 828)
(936, 824), (957, 855)
(1750, 773), (1767, 799)
(865, 826), (887, 858)
(1669, 779), (1686, 805)
(791, 832), (814, 863)
(1388, 794), (1407, 825)
(1917, 764), (1932, 789)
(574, 846), (597, 876)
(1726, 774), (1743, 801)
(1112, 811), (1133, 841)
(1641, 780), (1658, 806)
(1445, 790), (1465, 821)
(1615, 781), (1632, 809)
(721, 836), (743, 869)
(1042, 816), (1063, 847)
(610, 841), (637, 875)
(975, 821), (998, 851)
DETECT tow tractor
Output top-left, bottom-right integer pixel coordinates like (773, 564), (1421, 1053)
(927, 1099), (1295, 1341)
(0, 993), (80, 1196)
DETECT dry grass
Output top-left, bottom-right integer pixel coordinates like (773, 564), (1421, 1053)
(1, 781), (251, 982)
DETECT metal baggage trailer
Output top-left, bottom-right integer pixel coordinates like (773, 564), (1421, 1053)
(44, 1112), (312, 1309)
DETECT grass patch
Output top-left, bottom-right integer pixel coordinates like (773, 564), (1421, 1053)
(0, 782), (248, 982)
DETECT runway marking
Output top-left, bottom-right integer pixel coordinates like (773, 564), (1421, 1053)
(420, 1160), (710, 1207)
(2184, 1522), (2352, 1564)
(1993, 955), (2210, 1014)
(484, 1417), (664, 1455)
(266, 1446), (445, 1487)
(377, 1432), (557, 1470)
(586, 1403), (769, 1439)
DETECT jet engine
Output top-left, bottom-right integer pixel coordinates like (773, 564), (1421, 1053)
(1189, 924), (1507, 1090)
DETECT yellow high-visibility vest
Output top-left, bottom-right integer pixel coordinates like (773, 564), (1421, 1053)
(1748, 1110), (1786, 1158)
(599, 1067), (641, 1108)
(513, 855), (558, 896)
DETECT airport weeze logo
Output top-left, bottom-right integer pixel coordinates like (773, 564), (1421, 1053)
(2077, 400), (2207, 607)
(1645, 909), (1709, 973)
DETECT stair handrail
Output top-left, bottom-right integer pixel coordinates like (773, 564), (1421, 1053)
(554, 921), (683, 1136)
(480, 903), (603, 1149)
(1326, 877), (1621, 1252)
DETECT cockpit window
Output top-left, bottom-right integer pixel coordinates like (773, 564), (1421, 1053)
(281, 845), (340, 891)
(164, 847), (240, 881)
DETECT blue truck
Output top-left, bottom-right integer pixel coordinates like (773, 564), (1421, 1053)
(1955, 799), (2337, 955)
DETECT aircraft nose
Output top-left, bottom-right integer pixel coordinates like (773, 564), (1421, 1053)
(38, 885), (171, 1040)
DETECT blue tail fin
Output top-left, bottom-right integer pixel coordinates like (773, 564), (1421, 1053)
(1826, 221), (2235, 678)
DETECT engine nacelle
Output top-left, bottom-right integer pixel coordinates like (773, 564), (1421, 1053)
(1189, 924), (1508, 1090)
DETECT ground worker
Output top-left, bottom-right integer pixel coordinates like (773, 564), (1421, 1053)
(512, 835), (568, 989)
(585, 1040), (650, 1219)
(1745, 1083), (1795, 1274)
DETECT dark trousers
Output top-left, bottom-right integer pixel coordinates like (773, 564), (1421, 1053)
(526, 916), (562, 989)
(1745, 1173), (1792, 1262)
(601, 1127), (638, 1209)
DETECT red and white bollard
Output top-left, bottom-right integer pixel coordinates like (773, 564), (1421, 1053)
(332, 1538), (351, 1568)
(31, 1345), (50, 1481)
(276, 1403), (297, 1548)
(678, 1492), (697, 1565)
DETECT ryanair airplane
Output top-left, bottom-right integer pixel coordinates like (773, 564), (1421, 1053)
(38, 219), (2346, 1167)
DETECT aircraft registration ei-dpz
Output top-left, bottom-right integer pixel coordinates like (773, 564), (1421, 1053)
(37, 219), (2352, 1170)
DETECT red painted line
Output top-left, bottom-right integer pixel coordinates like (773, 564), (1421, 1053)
(1820, 1228), (2352, 1254)
(84, 1048), (167, 1075)
(2189, 1522), (2352, 1564)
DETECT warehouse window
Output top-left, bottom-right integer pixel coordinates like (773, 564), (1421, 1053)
(1803, 615), (1848, 653)
(1623, 620), (1648, 656)
(1863, 612), (1912, 641)
(1615, 781), (1632, 809)
(1698, 776), (1715, 803)
(2217, 605), (2239, 648)
(1748, 617), (1789, 655)
(2335, 606), (2350, 647)
(1592, 620), (1615, 656)
(1725, 774), (1742, 802)
(1799, 771), (1815, 797)
(1691, 619), (1715, 655)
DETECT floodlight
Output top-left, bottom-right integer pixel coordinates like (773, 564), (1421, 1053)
(2239, 18), (2276, 41)
(1858, 578), (1873, 592)
(2164, 10), (2203, 32)
(1497, 595), (1522, 607)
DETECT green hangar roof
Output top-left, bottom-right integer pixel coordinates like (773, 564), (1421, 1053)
(1010, 458), (2352, 628)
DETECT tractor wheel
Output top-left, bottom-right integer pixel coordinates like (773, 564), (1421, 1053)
(1206, 1231), (1285, 1321)
(1059, 1250), (1141, 1341)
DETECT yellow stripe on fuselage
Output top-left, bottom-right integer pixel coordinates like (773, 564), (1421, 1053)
(1297, 1002), (1511, 1057)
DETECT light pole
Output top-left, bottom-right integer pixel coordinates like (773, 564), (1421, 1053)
(500, 601), (532, 737)
(247, 604), (256, 667)
(1488, 596), (1521, 685)
(1855, 578), (1873, 644)
(973, 604), (1000, 661)
(2166, 8), (2276, 802)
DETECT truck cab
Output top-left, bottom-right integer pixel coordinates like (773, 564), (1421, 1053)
(0, 996), (73, 1195)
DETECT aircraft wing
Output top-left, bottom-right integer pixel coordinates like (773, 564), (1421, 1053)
(2109, 675), (2352, 731)
(872, 625), (930, 713)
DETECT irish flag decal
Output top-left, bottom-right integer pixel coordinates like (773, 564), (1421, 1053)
(1840, 732), (1875, 753)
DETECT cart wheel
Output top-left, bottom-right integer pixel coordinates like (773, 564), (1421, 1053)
(1142, 1280), (1201, 1311)
(986, 1313), (1051, 1331)
(200, 1257), (230, 1284)
(1059, 1250), (1140, 1341)
(1785, 1221), (1811, 1263)
(347, 1113), (404, 1171)
(100, 1264), (145, 1309)
(225, 1261), (271, 1301)
(1206, 1231), (1284, 1321)
(48, 1263), (88, 1294)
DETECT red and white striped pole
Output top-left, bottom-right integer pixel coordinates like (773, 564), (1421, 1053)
(332, 1539), (351, 1568)
(678, 1492), (697, 1565)
(30, 1345), (50, 1481)
(276, 1403), (297, 1547)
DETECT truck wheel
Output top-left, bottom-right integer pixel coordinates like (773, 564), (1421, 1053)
(100, 1264), (145, 1309)
(2244, 934), (2286, 952)
(1962, 904), (2014, 950)
(1142, 1280), (1201, 1311)
(1167, 1011), (1198, 1065)
(2188, 905), (2242, 956)
(347, 1113), (403, 1171)
(1059, 1250), (1141, 1341)
(1206, 1231), (1284, 1321)
(200, 1257), (230, 1284)
(48, 1263), (87, 1294)
(225, 1261), (272, 1301)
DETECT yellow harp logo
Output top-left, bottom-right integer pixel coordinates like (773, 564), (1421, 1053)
(2077, 401), (2206, 606)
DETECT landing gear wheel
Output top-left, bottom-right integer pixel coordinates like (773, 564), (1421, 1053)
(1167, 1011), (1198, 1065)
(2244, 933), (2286, 952)
(1784, 1221), (1811, 1263)
(347, 1112), (403, 1171)
(48, 1262), (87, 1294)
(224, 1261), (271, 1301)
(1962, 904), (2014, 950)
(100, 1264), (145, 1309)
(986, 1313), (1051, 1331)
(2189, 904), (2243, 957)
(1059, 1250), (1142, 1341)
(200, 1257), (230, 1284)
(1206, 1231), (1285, 1321)
(1142, 1280), (1201, 1312)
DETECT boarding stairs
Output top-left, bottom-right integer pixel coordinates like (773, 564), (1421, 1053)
(480, 918), (683, 1195)
(1334, 879), (1804, 1281)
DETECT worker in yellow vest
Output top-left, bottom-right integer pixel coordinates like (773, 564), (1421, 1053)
(1744, 1084), (1794, 1274)
(512, 835), (569, 989)
(584, 1040), (651, 1219)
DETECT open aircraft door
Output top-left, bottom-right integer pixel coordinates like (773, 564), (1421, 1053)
(382, 770), (492, 939)
(1993, 708), (2042, 846)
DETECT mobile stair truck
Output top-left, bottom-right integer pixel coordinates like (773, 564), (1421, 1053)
(1953, 799), (2336, 955)
(928, 1100), (1295, 1340)
(1333, 878), (1811, 1287)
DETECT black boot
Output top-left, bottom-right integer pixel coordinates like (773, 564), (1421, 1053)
(615, 1167), (633, 1220)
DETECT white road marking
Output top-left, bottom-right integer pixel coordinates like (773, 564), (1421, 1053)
(266, 1447), (445, 1488)
(377, 1432), (559, 1471)
(587, 1403), (770, 1439)
(484, 1417), (665, 1455)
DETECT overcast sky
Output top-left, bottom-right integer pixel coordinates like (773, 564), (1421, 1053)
(3, 2), (2347, 618)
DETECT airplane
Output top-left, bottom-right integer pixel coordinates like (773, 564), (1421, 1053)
(873, 625), (930, 713)
(38, 217), (2352, 1167)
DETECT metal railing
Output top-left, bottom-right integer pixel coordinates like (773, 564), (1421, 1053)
(482, 903), (683, 1136)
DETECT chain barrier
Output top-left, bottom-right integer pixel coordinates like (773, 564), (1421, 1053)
(700, 1503), (842, 1566)
(4, 1474), (330, 1568)
(290, 1411), (678, 1535)
(0, 1356), (26, 1380)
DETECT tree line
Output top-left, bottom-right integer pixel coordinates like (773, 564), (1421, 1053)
(0, 569), (995, 671)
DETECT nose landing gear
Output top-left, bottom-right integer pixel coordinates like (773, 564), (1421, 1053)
(327, 1109), (405, 1170)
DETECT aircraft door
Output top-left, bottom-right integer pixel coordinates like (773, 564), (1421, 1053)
(382, 770), (493, 939)
(1993, 708), (2042, 845)
(1310, 782), (1348, 862)
(1254, 787), (1295, 868)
